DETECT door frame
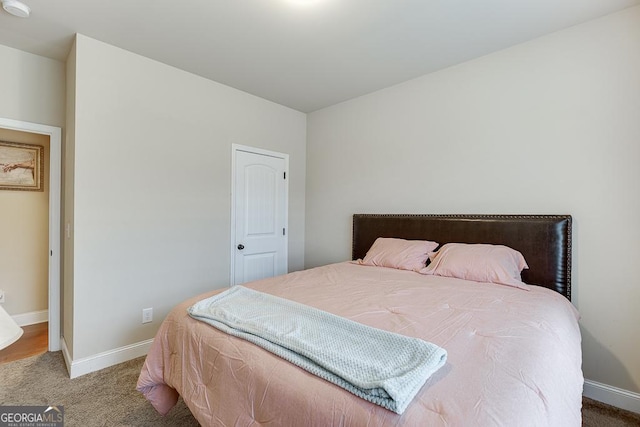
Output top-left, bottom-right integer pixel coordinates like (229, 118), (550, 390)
(0, 117), (61, 352)
(230, 144), (289, 286)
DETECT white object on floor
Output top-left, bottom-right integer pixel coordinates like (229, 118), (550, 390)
(0, 305), (23, 350)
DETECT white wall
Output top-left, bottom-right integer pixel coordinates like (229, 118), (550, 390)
(0, 44), (65, 127)
(67, 34), (306, 360)
(306, 6), (640, 396)
(0, 44), (64, 332)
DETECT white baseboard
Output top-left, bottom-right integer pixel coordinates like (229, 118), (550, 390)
(12, 309), (48, 326)
(584, 379), (640, 414)
(61, 337), (153, 379)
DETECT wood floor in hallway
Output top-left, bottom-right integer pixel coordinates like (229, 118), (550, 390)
(0, 322), (48, 364)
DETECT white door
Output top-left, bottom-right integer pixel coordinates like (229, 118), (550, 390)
(232, 147), (288, 285)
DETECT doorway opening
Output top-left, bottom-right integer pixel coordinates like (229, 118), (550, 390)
(0, 118), (61, 356)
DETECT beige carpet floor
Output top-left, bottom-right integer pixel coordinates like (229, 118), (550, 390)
(1, 351), (639, 426)
(0, 351), (198, 426)
(582, 396), (640, 427)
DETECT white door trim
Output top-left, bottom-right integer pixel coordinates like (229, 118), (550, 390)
(230, 144), (289, 286)
(0, 117), (61, 352)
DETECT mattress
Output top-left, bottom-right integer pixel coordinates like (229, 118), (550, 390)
(137, 261), (583, 426)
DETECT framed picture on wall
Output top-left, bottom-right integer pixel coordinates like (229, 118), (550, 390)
(0, 140), (44, 191)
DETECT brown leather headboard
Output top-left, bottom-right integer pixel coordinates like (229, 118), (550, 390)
(352, 214), (572, 299)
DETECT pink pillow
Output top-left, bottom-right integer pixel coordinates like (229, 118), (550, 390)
(358, 238), (439, 272)
(419, 243), (530, 290)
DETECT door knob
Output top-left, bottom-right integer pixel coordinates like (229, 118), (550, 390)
(237, 244), (245, 250)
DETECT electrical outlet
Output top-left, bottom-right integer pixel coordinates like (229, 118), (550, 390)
(0, 290), (4, 304)
(142, 308), (153, 324)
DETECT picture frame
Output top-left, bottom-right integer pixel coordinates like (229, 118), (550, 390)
(0, 140), (44, 191)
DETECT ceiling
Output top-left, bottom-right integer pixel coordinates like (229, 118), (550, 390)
(1, 0), (638, 113)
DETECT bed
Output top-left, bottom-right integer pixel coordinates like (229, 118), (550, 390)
(137, 214), (583, 426)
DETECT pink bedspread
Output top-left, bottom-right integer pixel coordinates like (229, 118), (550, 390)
(137, 262), (583, 426)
